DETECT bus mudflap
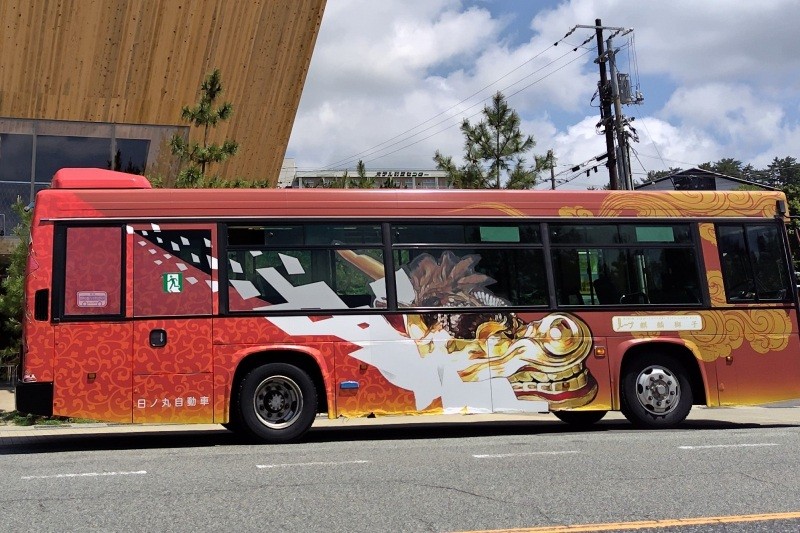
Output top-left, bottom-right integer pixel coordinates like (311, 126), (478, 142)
(15, 382), (54, 417)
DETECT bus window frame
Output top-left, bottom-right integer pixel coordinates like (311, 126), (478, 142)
(52, 222), (127, 322)
(715, 219), (794, 304)
(545, 219), (708, 309)
(220, 219), (388, 316)
(218, 218), (718, 314)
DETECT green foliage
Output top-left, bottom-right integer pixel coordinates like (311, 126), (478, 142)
(0, 199), (31, 365)
(433, 150), (487, 189)
(170, 69), (239, 187)
(644, 167), (682, 183)
(379, 177), (401, 189)
(0, 410), (95, 426)
(699, 158), (744, 178)
(320, 160), (377, 189)
(434, 92), (540, 189)
(201, 175), (272, 188)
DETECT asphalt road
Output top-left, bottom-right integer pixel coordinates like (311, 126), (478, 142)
(1, 411), (800, 533)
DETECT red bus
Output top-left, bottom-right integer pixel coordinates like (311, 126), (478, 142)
(16, 168), (800, 442)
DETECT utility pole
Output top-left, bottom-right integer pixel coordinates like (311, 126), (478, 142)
(594, 19), (618, 190)
(548, 149), (556, 190)
(573, 20), (638, 190)
(607, 36), (632, 190)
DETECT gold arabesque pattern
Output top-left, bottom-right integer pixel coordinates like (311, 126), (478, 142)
(598, 191), (780, 218)
(631, 310), (792, 362)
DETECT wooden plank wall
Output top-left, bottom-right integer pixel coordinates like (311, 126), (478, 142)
(0, 0), (326, 184)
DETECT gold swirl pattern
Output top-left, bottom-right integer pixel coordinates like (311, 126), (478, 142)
(558, 206), (595, 217)
(598, 191), (783, 218)
(53, 323), (133, 423)
(450, 203), (526, 218)
(706, 271), (728, 307)
(133, 319), (213, 374)
(23, 320), (56, 382)
(679, 310), (792, 362)
(698, 223), (717, 245)
(133, 374), (214, 423)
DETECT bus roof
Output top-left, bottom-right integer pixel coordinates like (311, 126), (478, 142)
(35, 169), (786, 221)
(52, 168), (152, 189)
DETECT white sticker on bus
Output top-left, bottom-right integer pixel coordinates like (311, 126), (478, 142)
(76, 291), (108, 308)
(612, 314), (703, 332)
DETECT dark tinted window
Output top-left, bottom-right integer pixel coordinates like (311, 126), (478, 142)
(552, 247), (701, 306)
(227, 248), (385, 311)
(228, 224), (382, 247)
(393, 223), (540, 244)
(114, 138), (149, 174)
(306, 224), (382, 245)
(0, 133), (33, 182)
(718, 224), (790, 301)
(394, 248), (547, 307)
(35, 135), (111, 182)
(550, 223), (692, 245)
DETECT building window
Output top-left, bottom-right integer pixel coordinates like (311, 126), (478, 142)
(0, 118), (186, 231)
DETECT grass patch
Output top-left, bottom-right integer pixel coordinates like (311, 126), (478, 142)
(0, 410), (96, 426)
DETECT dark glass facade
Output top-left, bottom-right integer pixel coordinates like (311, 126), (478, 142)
(0, 119), (185, 233)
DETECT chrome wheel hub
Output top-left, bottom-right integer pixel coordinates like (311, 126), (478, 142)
(253, 375), (303, 429)
(635, 365), (680, 416)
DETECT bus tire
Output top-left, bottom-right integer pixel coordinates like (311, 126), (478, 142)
(620, 353), (692, 428)
(221, 419), (243, 434)
(238, 363), (317, 443)
(552, 410), (607, 427)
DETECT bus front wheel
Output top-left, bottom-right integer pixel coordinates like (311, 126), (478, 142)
(238, 363), (317, 443)
(620, 353), (692, 428)
(552, 410), (607, 427)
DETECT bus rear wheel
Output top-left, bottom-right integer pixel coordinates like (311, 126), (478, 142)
(552, 410), (607, 427)
(621, 353), (692, 428)
(238, 363), (317, 443)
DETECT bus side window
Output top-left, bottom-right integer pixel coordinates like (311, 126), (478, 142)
(62, 226), (123, 317)
(717, 224), (790, 302)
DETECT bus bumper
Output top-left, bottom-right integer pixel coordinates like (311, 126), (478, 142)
(15, 382), (54, 416)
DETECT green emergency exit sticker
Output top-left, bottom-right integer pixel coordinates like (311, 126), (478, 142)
(163, 273), (184, 293)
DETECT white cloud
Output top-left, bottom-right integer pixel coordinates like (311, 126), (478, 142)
(286, 0), (800, 186)
(661, 84), (784, 151)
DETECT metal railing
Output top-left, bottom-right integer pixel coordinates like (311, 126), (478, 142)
(0, 364), (17, 387)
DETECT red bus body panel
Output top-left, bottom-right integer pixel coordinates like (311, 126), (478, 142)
(19, 170), (800, 424)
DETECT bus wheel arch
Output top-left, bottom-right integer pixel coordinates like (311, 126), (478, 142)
(619, 343), (705, 428)
(229, 350), (329, 442)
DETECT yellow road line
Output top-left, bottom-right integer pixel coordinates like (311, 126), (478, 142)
(460, 511), (800, 533)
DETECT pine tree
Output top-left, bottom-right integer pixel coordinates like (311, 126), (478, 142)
(434, 92), (539, 189)
(0, 199), (32, 365)
(321, 160), (376, 189)
(170, 69), (239, 187)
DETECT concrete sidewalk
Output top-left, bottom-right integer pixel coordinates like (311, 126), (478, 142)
(0, 386), (13, 413)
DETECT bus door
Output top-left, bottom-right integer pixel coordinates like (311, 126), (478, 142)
(53, 225), (133, 423)
(128, 223), (216, 423)
(714, 223), (800, 405)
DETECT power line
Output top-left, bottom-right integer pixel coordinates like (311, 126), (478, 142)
(357, 49), (594, 167)
(319, 45), (558, 171)
(318, 33), (596, 171)
(636, 117), (667, 170)
(635, 151), (701, 168)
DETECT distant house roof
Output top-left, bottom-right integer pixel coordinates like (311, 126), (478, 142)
(635, 167), (778, 191)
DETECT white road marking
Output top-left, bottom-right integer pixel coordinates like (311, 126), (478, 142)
(473, 450), (580, 459)
(256, 460), (370, 469)
(22, 470), (147, 480)
(679, 443), (778, 450)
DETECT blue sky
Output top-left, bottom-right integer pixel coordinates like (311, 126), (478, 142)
(286, 0), (800, 189)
